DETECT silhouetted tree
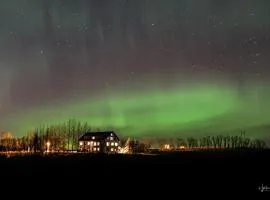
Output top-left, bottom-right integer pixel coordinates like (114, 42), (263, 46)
(177, 138), (187, 147)
(33, 133), (39, 153)
(243, 138), (250, 148)
(199, 137), (206, 149)
(216, 135), (223, 148)
(187, 137), (197, 149)
(205, 136), (212, 148)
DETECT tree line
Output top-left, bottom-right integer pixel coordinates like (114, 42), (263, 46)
(122, 132), (267, 154)
(166, 131), (267, 150)
(0, 127), (268, 153)
(0, 119), (91, 153)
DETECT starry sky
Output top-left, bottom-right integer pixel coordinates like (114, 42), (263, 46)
(1, 0), (270, 140)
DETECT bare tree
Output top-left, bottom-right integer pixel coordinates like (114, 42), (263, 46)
(205, 136), (212, 148)
(216, 135), (223, 148)
(177, 138), (187, 148)
(187, 137), (197, 149)
(199, 137), (206, 149)
(243, 138), (250, 148)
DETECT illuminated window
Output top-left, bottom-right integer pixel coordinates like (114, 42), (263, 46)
(97, 147), (100, 151)
(110, 137), (113, 141)
(106, 142), (110, 146)
(111, 133), (113, 136)
(93, 147), (96, 151)
(97, 142), (100, 146)
(110, 148), (114, 152)
(79, 142), (83, 146)
(94, 142), (96, 146)
(115, 142), (118, 146)
(87, 142), (90, 145)
(111, 142), (114, 146)
(164, 144), (170, 149)
(92, 136), (95, 140)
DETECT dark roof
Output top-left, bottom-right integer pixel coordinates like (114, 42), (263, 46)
(79, 131), (120, 141)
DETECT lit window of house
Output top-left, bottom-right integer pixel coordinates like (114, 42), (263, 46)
(87, 142), (90, 145)
(97, 147), (100, 151)
(111, 133), (113, 136)
(115, 142), (118, 146)
(106, 142), (110, 146)
(79, 142), (83, 146)
(94, 142), (96, 146)
(92, 136), (95, 140)
(93, 147), (96, 151)
(110, 137), (113, 141)
(110, 148), (114, 152)
(97, 142), (100, 146)
(164, 144), (170, 150)
(111, 142), (114, 146)
(90, 141), (93, 145)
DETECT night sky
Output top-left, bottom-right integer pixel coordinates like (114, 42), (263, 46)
(1, 0), (270, 140)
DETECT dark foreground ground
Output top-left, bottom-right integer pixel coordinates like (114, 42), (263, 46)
(1, 150), (270, 195)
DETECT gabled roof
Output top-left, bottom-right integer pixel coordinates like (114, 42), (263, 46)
(79, 131), (120, 141)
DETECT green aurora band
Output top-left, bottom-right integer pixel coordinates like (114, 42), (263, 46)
(4, 76), (270, 140)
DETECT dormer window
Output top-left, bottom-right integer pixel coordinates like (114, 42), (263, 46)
(92, 136), (95, 140)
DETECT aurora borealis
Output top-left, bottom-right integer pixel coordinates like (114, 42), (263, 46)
(3, 75), (270, 140)
(1, 1), (270, 142)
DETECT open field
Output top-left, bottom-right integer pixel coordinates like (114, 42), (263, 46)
(1, 150), (269, 194)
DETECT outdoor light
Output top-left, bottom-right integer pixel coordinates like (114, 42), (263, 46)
(46, 141), (51, 152)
